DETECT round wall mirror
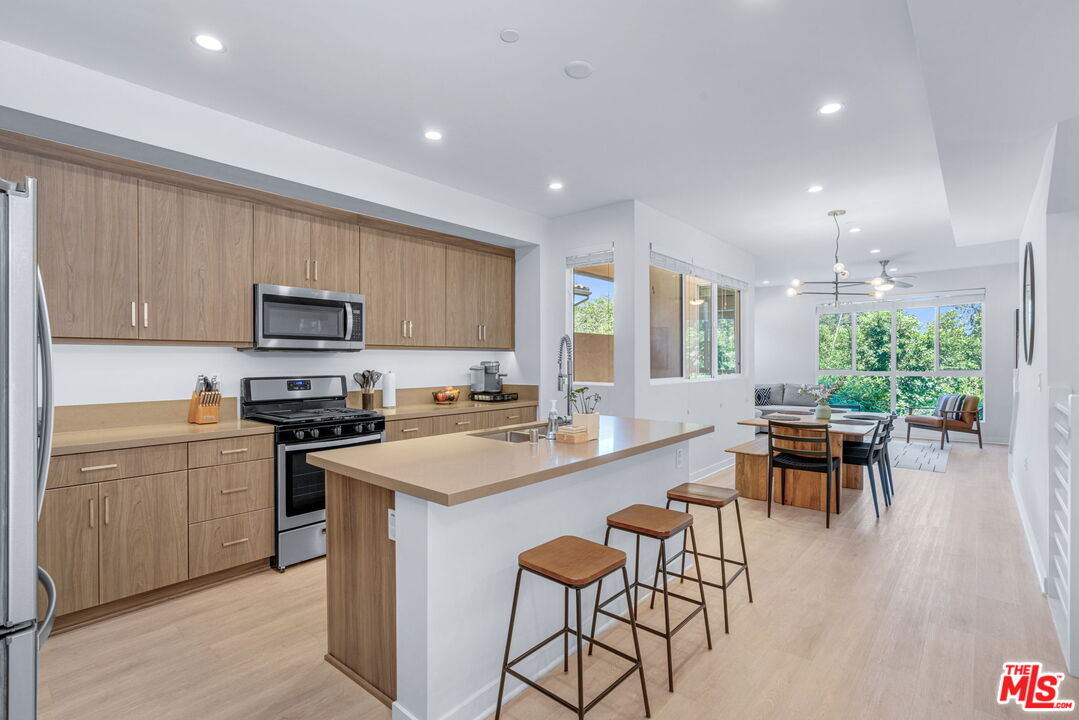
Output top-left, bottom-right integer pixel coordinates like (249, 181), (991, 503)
(1022, 241), (1035, 365)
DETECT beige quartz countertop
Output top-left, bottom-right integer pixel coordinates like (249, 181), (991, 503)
(358, 399), (537, 421)
(51, 419), (273, 456)
(307, 415), (713, 506)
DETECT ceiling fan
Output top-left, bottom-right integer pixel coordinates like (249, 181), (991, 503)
(870, 260), (916, 290)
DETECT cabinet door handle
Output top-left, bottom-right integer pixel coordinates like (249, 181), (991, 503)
(506, 414), (519, 419)
(89, 498), (95, 528)
(313, 260), (319, 281)
(220, 448), (248, 455)
(103, 495), (110, 526)
(81, 463), (119, 473)
(143, 302), (149, 328)
(478, 325), (483, 341)
(455, 420), (471, 426)
(401, 320), (407, 338)
(130, 301), (137, 327)
(222, 537), (250, 548)
(220, 486), (249, 495)
(408, 320), (414, 338)
(305, 258), (311, 281)
(401, 427), (419, 433)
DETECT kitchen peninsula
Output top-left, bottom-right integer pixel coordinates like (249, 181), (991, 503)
(307, 415), (712, 720)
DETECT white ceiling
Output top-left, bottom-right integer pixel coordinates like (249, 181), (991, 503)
(1, 0), (1070, 282)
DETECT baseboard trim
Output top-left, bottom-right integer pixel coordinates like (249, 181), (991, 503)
(1009, 468), (1048, 595)
(326, 653), (394, 708)
(691, 457), (734, 482)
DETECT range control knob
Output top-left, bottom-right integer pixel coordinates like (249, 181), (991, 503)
(332, 426), (343, 436)
(352, 424), (365, 434)
(293, 429), (306, 441)
(309, 428), (320, 439)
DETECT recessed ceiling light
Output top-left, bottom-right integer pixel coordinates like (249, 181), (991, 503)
(424, 130), (443, 141)
(548, 181), (564, 191)
(500, 28), (520, 43)
(849, 227), (862, 233)
(564, 61), (593, 80)
(889, 267), (899, 272)
(870, 248), (881, 254)
(193, 34), (225, 52)
(818, 102), (843, 115)
(762, 280), (771, 285)
(807, 185), (823, 193)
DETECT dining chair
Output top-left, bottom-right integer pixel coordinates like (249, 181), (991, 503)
(841, 420), (888, 518)
(766, 421), (842, 529)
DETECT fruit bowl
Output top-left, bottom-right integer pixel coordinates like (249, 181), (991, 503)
(432, 387), (460, 405)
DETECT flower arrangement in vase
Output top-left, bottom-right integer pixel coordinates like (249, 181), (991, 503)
(570, 386), (602, 440)
(798, 378), (845, 420)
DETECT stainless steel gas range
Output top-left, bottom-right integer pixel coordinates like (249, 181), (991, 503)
(240, 375), (384, 570)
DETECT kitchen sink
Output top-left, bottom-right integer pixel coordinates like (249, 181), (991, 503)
(475, 423), (547, 443)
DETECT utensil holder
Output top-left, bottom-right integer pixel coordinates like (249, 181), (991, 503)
(361, 391), (376, 410)
(188, 391), (220, 425)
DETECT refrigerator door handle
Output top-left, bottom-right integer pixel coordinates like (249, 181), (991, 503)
(36, 264), (54, 518)
(36, 565), (57, 648)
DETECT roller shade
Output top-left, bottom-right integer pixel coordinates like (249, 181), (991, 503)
(815, 288), (987, 314)
(649, 250), (748, 290)
(566, 247), (614, 268)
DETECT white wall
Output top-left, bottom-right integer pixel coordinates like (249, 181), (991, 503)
(753, 264), (1019, 444)
(631, 203), (757, 479)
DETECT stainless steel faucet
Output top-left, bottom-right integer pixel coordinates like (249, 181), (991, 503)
(556, 333), (574, 422)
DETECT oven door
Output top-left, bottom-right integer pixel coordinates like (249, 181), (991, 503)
(254, 283), (364, 351)
(275, 434), (382, 531)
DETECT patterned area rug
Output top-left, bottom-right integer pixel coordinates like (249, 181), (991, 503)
(889, 441), (951, 472)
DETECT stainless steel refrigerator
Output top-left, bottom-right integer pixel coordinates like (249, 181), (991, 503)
(1, 176), (56, 720)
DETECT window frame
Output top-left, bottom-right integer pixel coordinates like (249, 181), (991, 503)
(568, 262), (617, 387)
(816, 299), (985, 415)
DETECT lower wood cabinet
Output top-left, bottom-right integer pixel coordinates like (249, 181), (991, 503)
(98, 471), (189, 604)
(188, 459), (274, 523)
(486, 407), (537, 427)
(189, 508), (274, 578)
(432, 411), (490, 435)
(384, 417), (435, 442)
(37, 485), (100, 615)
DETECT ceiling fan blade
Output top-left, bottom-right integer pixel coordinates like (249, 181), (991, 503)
(892, 280), (915, 288)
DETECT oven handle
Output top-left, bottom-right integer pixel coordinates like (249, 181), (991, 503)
(281, 433), (383, 453)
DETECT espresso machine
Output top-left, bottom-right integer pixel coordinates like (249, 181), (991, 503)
(469, 361), (516, 401)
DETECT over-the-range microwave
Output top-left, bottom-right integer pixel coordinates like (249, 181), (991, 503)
(252, 283), (365, 351)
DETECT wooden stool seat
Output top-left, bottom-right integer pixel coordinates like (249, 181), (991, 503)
(666, 483), (738, 508)
(519, 536), (627, 588)
(606, 504), (693, 538)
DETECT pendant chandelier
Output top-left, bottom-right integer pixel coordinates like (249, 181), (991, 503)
(786, 210), (888, 306)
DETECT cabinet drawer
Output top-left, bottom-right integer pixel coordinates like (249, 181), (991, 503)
(189, 508), (274, 577)
(188, 459), (274, 523)
(385, 417), (435, 442)
(487, 406), (536, 428)
(433, 411), (489, 435)
(47, 444), (186, 488)
(188, 435), (273, 468)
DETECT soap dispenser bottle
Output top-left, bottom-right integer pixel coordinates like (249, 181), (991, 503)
(546, 399), (560, 439)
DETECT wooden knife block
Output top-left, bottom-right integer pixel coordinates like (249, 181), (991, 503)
(187, 392), (220, 425)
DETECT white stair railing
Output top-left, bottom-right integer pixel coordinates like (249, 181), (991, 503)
(1048, 387), (1078, 672)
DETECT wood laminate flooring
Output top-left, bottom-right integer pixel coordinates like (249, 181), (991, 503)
(39, 443), (1076, 719)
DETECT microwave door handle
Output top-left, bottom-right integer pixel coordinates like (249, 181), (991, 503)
(344, 302), (354, 342)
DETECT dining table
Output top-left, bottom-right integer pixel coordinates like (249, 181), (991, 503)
(731, 410), (889, 513)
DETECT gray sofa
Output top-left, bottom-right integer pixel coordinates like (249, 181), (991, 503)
(754, 382), (820, 416)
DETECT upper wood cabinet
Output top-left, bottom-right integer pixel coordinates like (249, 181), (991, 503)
(253, 206), (359, 294)
(360, 228), (446, 346)
(1, 149), (140, 340)
(445, 247), (515, 348)
(138, 181), (253, 343)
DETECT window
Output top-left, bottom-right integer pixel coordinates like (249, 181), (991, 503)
(817, 300), (984, 414)
(572, 263), (614, 383)
(649, 264), (742, 380)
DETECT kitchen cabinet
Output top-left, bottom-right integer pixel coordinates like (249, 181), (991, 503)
(37, 485), (100, 616)
(486, 406), (537, 427)
(432, 411), (490, 435)
(444, 247), (515, 348)
(188, 459), (274, 523)
(253, 206), (359, 294)
(138, 181), (253, 343)
(0, 149), (140, 340)
(360, 228), (446, 346)
(384, 417), (436, 442)
(189, 508), (274, 577)
(98, 471), (189, 603)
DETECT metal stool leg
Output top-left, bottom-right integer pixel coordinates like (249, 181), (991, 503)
(563, 587), (570, 672)
(716, 506), (729, 634)
(575, 588), (584, 720)
(588, 527), (612, 656)
(734, 499), (753, 602)
(622, 566), (651, 718)
(659, 538), (674, 692)
(688, 526), (713, 649)
(494, 568), (523, 720)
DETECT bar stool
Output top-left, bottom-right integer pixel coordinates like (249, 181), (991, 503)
(495, 535), (650, 720)
(589, 504), (711, 692)
(656, 484), (752, 635)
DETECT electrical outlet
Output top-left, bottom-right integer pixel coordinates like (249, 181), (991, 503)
(675, 448), (685, 468)
(387, 509), (397, 541)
